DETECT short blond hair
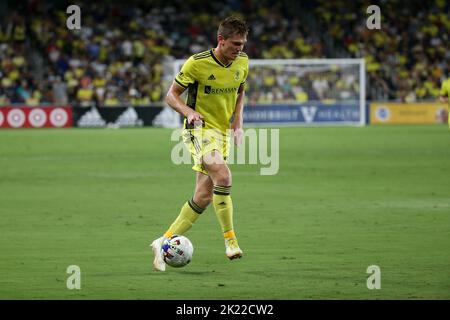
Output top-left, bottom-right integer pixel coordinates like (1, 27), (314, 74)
(217, 16), (249, 39)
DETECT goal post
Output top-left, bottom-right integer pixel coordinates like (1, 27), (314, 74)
(171, 58), (366, 127)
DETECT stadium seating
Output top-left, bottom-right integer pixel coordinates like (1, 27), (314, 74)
(0, 0), (448, 106)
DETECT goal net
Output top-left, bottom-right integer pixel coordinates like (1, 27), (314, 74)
(170, 58), (366, 127)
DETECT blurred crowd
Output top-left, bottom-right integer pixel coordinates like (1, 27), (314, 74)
(315, 0), (449, 101)
(0, 13), (41, 105)
(0, 0), (448, 106)
(246, 65), (360, 104)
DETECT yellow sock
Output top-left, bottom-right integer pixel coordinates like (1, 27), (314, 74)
(213, 185), (234, 236)
(164, 199), (204, 238)
(223, 230), (236, 240)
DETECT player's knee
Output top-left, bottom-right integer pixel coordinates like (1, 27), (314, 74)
(214, 167), (232, 186)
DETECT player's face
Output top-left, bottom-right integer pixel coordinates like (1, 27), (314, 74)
(219, 33), (247, 61)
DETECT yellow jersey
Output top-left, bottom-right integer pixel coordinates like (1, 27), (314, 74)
(175, 48), (249, 133)
(440, 78), (450, 102)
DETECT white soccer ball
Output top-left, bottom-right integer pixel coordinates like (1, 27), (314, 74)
(162, 235), (194, 268)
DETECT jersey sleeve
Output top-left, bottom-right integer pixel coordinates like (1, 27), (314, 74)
(175, 56), (197, 88)
(440, 80), (449, 97)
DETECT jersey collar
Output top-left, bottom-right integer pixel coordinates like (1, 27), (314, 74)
(211, 49), (233, 68)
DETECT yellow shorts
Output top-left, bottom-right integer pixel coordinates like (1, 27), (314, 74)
(182, 126), (230, 175)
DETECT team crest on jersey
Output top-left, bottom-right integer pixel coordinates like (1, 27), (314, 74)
(234, 70), (240, 81)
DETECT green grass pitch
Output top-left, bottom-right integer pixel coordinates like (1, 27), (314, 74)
(0, 125), (449, 299)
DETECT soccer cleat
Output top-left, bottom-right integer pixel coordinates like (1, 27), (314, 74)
(225, 238), (243, 260)
(151, 237), (166, 271)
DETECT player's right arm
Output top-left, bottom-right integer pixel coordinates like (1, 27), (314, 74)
(165, 57), (204, 125)
(165, 82), (203, 124)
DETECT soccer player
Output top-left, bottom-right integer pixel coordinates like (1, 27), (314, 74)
(439, 77), (450, 129)
(150, 16), (249, 271)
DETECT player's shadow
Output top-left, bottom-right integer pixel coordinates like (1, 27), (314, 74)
(148, 271), (212, 276)
(180, 271), (212, 275)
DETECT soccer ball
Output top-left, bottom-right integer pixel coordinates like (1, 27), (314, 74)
(161, 235), (194, 268)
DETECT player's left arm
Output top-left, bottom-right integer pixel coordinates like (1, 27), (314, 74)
(231, 83), (245, 147)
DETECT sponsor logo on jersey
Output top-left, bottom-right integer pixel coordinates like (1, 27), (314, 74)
(204, 86), (238, 95)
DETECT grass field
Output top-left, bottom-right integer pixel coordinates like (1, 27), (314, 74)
(0, 125), (449, 299)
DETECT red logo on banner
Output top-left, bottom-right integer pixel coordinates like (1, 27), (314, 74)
(29, 108), (48, 127)
(50, 108), (70, 127)
(7, 108), (26, 128)
(0, 106), (73, 128)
